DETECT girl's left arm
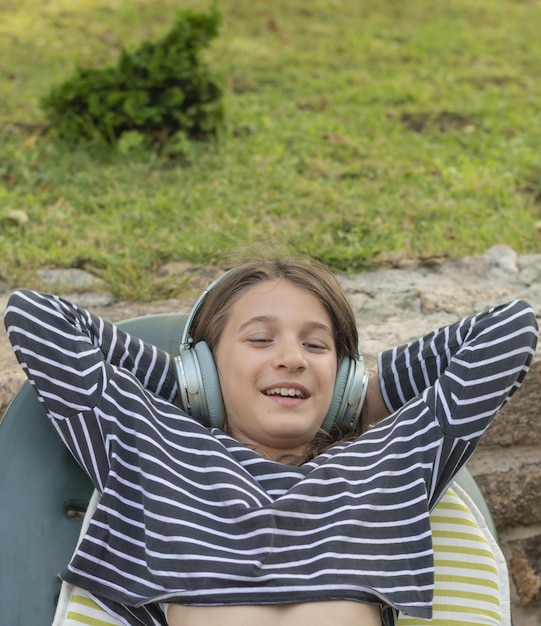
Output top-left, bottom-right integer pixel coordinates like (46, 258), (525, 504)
(376, 300), (537, 504)
(378, 299), (538, 443)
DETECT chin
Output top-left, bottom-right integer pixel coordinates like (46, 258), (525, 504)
(267, 427), (318, 447)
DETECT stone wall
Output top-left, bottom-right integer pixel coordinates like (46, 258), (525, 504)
(1, 245), (540, 624)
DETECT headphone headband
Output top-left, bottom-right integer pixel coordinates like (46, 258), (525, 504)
(180, 270), (233, 350)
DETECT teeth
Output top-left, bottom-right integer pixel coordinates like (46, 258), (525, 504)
(265, 387), (305, 398)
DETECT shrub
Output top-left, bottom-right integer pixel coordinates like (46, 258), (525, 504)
(40, 7), (224, 147)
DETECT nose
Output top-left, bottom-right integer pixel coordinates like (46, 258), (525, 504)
(272, 338), (307, 371)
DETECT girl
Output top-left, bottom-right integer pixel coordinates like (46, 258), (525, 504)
(4, 256), (537, 626)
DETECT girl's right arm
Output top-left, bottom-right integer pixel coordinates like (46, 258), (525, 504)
(4, 289), (181, 490)
(4, 289), (178, 419)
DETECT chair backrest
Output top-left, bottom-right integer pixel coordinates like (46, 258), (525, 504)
(0, 312), (499, 625)
(0, 313), (185, 626)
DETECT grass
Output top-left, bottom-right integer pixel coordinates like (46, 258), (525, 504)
(1, 0), (540, 299)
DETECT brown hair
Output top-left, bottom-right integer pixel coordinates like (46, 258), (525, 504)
(190, 255), (359, 361)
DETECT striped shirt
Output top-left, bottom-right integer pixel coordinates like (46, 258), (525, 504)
(4, 290), (537, 626)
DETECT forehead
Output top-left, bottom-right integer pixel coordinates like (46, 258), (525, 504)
(227, 279), (333, 328)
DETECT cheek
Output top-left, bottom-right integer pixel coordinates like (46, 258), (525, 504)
(316, 362), (339, 412)
(217, 365), (236, 406)
(216, 352), (252, 413)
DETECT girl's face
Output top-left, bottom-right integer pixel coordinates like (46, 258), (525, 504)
(214, 279), (338, 461)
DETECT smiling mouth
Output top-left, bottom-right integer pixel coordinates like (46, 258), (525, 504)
(263, 387), (308, 399)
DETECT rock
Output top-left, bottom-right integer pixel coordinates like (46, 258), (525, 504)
(37, 268), (106, 290)
(480, 243), (519, 274)
(480, 360), (541, 447)
(468, 447), (541, 529)
(0, 366), (25, 415)
(509, 535), (541, 605)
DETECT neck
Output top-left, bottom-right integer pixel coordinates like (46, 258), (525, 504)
(224, 429), (311, 465)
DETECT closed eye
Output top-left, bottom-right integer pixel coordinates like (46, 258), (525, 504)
(247, 337), (273, 345)
(304, 342), (328, 351)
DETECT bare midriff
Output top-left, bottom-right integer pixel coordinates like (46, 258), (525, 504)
(166, 600), (382, 626)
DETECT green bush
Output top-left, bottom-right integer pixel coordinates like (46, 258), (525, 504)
(40, 7), (224, 147)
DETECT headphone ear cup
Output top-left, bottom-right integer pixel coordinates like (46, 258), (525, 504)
(321, 358), (351, 432)
(192, 342), (226, 429)
(321, 356), (370, 434)
(175, 342), (225, 429)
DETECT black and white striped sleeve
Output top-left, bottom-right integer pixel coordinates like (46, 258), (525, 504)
(4, 289), (177, 419)
(378, 299), (538, 443)
(4, 289), (180, 491)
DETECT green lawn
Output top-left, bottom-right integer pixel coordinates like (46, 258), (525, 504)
(1, 0), (540, 299)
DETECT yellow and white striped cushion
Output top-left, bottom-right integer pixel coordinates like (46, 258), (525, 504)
(62, 588), (123, 626)
(398, 486), (506, 625)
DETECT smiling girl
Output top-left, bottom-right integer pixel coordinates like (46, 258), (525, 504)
(4, 256), (538, 626)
